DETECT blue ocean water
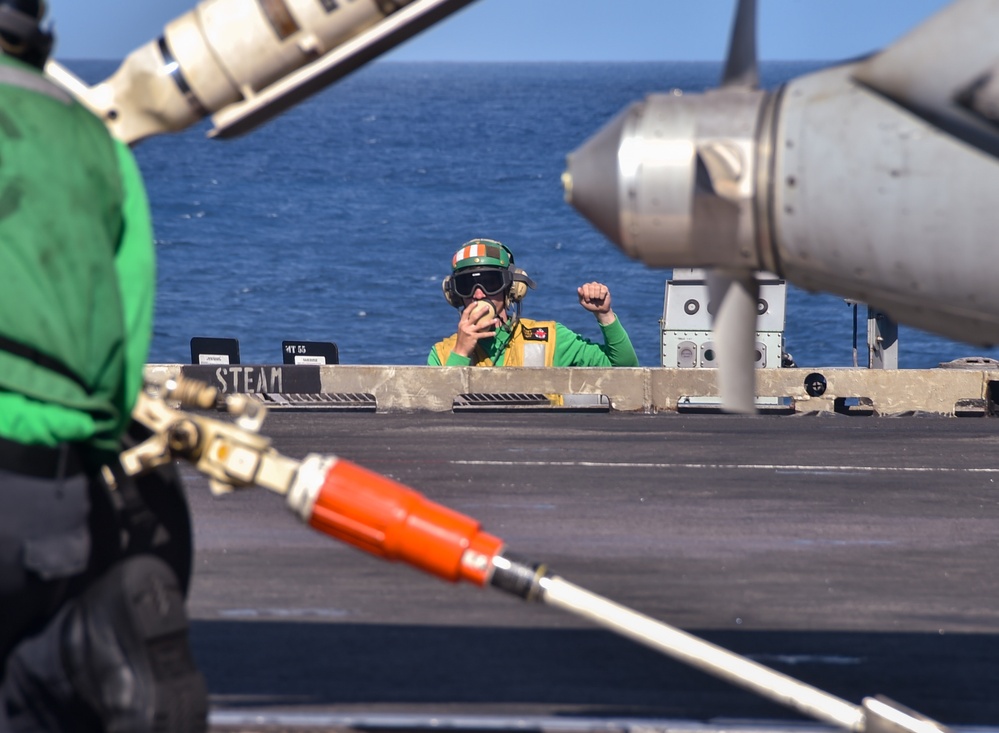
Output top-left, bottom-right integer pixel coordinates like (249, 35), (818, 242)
(70, 59), (999, 369)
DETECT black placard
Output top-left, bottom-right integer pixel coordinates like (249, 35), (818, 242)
(282, 340), (339, 365)
(190, 337), (240, 365)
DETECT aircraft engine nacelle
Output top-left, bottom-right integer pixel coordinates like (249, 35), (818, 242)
(565, 0), (999, 414)
(564, 88), (769, 273)
(565, 60), (999, 352)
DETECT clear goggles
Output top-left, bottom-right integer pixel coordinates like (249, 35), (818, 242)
(452, 269), (511, 298)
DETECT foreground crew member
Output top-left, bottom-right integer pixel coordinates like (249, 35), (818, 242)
(429, 239), (639, 367)
(0, 3), (207, 731)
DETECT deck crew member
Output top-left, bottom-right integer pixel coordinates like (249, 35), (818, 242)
(0, 2), (207, 730)
(429, 239), (639, 367)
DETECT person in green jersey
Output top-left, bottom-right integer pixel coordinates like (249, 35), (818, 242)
(429, 239), (639, 368)
(0, 3), (207, 731)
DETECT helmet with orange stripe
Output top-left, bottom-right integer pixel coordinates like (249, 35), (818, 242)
(442, 239), (535, 309)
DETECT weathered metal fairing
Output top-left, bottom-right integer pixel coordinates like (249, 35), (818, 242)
(773, 63), (999, 347)
(46, 0), (479, 144)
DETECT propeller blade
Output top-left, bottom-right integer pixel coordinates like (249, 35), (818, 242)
(853, 0), (999, 157)
(721, 0), (758, 89)
(706, 270), (759, 414)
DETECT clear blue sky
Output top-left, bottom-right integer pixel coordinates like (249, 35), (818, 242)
(47, 0), (952, 62)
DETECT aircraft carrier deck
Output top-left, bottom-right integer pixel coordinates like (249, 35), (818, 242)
(156, 365), (999, 733)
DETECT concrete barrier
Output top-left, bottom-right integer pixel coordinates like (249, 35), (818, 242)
(144, 363), (998, 417)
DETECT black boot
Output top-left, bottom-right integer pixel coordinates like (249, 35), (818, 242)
(61, 555), (207, 733)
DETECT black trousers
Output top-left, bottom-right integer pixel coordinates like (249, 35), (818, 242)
(0, 462), (99, 732)
(0, 425), (201, 733)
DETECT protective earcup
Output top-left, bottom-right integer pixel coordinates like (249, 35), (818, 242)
(509, 280), (527, 303)
(442, 276), (462, 308)
(508, 267), (534, 303)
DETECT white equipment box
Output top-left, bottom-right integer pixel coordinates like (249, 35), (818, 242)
(661, 268), (787, 369)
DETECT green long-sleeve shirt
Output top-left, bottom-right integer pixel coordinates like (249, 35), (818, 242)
(0, 57), (154, 450)
(428, 316), (639, 367)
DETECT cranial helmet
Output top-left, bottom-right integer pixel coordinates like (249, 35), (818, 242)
(442, 238), (535, 309)
(451, 238), (513, 272)
(0, 0), (53, 69)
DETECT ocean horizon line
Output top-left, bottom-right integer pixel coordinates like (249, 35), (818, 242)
(59, 57), (831, 67)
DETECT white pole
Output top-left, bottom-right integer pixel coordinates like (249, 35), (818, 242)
(540, 576), (865, 732)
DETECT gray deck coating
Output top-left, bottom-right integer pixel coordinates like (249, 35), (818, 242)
(179, 411), (999, 731)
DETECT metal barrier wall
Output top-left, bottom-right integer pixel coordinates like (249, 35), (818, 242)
(144, 364), (998, 417)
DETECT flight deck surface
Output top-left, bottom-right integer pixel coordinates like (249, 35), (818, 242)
(181, 411), (999, 732)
